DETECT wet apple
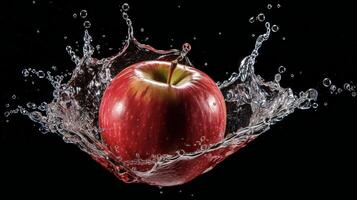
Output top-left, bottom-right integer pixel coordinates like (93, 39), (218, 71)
(99, 60), (226, 186)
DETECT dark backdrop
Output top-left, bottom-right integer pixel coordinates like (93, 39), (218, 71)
(1, 0), (356, 199)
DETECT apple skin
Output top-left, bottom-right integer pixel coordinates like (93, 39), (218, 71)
(99, 60), (226, 186)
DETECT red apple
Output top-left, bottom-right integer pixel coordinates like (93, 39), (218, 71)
(99, 60), (226, 186)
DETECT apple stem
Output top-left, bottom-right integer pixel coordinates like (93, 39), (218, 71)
(168, 60), (178, 86)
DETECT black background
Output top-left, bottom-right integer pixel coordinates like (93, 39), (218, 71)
(1, 0), (357, 199)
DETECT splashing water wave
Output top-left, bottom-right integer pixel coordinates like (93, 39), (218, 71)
(6, 8), (318, 184)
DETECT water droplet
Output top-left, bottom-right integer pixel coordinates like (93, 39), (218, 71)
(267, 4), (272, 9)
(80, 10), (87, 18)
(278, 66), (286, 73)
(290, 73), (294, 78)
(193, 36), (197, 40)
(36, 29), (40, 34)
(32, 0), (36, 4)
(26, 102), (37, 109)
(204, 62), (208, 66)
(330, 85), (336, 93)
(282, 37), (286, 40)
(352, 91), (357, 97)
(226, 90), (234, 100)
(257, 13), (265, 22)
(12, 95), (16, 99)
(277, 4), (281, 8)
(66, 46), (72, 52)
(324, 102), (328, 106)
(343, 83), (351, 91)
(200, 144), (208, 150)
(307, 89), (318, 100)
(83, 21), (91, 29)
(102, 34), (106, 38)
(249, 16), (255, 23)
(22, 69), (30, 77)
(322, 78), (331, 87)
(159, 191), (163, 194)
(272, 25), (279, 32)
(122, 3), (130, 12)
(252, 34), (255, 37)
(37, 70), (45, 78)
(64, 36), (68, 40)
(274, 73), (281, 82)
(312, 102), (318, 109)
(122, 12), (129, 20)
(73, 13), (77, 19)
(218, 32), (222, 36)
(140, 27), (144, 32)
(182, 43), (191, 52)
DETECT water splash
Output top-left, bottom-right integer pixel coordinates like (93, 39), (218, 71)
(6, 6), (321, 185)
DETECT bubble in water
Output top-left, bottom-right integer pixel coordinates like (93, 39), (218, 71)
(277, 4), (281, 8)
(22, 69), (30, 77)
(32, 0), (36, 4)
(80, 10), (88, 18)
(4, 111), (10, 117)
(282, 37), (286, 40)
(312, 102), (318, 109)
(218, 32), (222, 36)
(352, 92), (357, 97)
(343, 83), (351, 91)
(36, 29), (40, 34)
(204, 62), (208, 66)
(252, 34), (255, 37)
(267, 4), (272, 9)
(257, 13), (265, 22)
(122, 3), (130, 12)
(274, 73), (281, 82)
(11, 94), (16, 99)
(249, 16), (255, 23)
(83, 21), (91, 29)
(322, 78), (331, 87)
(73, 13), (77, 19)
(337, 88), (343, 93)
(5, 103), (10, 108)
(272, 25), (279, 32)
(290, 73), (294, 78)
(324, 102), (328, 106)
(140, 27), (144, 32)
(278, 65), (286, 73)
